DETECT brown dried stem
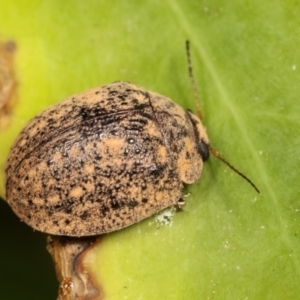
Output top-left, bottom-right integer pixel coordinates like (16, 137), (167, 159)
(47, 236), (102, 300)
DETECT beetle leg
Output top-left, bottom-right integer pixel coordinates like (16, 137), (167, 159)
(175, 198), (185, 211)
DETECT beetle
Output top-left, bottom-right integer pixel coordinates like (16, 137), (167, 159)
(5, 80), (213, 236)
(5, 42), (258, 237)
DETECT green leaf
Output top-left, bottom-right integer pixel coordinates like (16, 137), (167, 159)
(1, 1), (299, 299)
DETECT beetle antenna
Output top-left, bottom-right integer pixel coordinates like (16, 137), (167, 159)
(186, 41), (259, 193)
(209, 147), (260, 193)
(186, 40), (203, 119)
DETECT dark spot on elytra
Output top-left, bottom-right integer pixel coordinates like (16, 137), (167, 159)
(117, 94), (126, 101)
(142, 198), (148, 203)
(128, 199), (139, 208)
(185, 151), (191, 159)
(108, 90), (118, 97)
(70, 182), (76, 188)
(111, 199), (125, 210)
(110, 129), (118, 136)
(65, 206), (72, 214)
(127, 138), (135, 144)
(80, 106), (107, 121)
(80, 211), (89, 220)
(134, 103), (149, 111)
(100, 206), (110, 216)
(149, 165), (165, 177)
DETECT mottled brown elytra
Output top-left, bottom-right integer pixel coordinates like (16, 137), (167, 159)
(5, 43), (258, 237)
(5, 81), (211, 236)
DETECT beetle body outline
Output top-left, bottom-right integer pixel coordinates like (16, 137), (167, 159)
(6, 81), (209, 236)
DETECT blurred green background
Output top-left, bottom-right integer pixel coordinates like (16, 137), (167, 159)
(1, 1), (300, 299)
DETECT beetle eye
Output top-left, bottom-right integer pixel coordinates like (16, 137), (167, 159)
(198, 140), (210, 162)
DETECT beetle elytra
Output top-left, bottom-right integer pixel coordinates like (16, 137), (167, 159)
(6, 81), (211, 236)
